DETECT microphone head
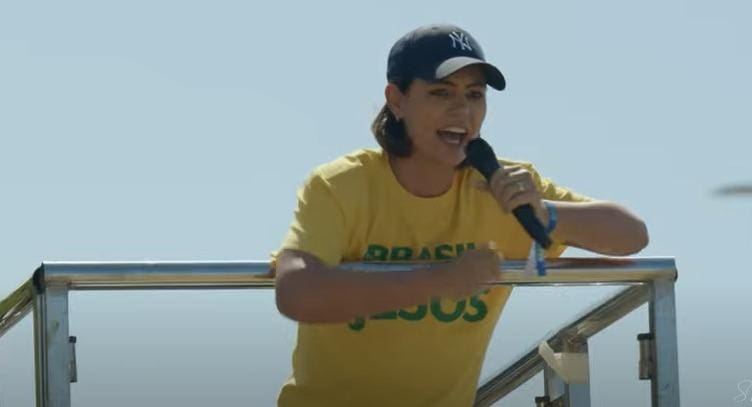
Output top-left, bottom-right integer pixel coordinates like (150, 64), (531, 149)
(465, 138), (500, 181)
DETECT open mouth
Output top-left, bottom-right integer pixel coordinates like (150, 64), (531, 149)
(437, 126), (468, 146)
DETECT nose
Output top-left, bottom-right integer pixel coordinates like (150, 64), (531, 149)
(449, 94), (471, 117)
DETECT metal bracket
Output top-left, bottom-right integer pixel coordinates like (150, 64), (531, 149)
(69, 336), (77, 383)
(535, 395), (568, 407)
(638, 332), (654, 380)
(538, 337), (591, 407)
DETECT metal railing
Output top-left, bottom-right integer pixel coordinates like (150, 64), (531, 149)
(0, 258), (679, 406)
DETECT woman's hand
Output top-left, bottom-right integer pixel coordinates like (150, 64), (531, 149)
(476, 166), (548, 225)
(431, 242), (503, 300)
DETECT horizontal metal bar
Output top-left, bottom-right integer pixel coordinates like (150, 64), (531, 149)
(474, 284), (651, 406)
(37, 258), (676, 290)
(42, 261), (274, 289)
(0, 258), (675, 338)
(0, 277), (36, 339)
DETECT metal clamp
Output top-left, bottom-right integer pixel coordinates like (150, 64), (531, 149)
(534, 395), (567, 407)
(69, 336), (77, 383)
(638, 332), (654, 380)
(535, 395), (550, 406)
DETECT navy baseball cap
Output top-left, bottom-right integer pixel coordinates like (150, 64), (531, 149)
(387, 24), (506, 90)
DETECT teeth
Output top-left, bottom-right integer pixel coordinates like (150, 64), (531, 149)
(440, 126), (467, 134)
(438, 131), (463, 144)
(437, 126), (468, 146)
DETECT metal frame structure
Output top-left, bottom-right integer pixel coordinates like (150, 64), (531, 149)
(0, 258), (679, 407)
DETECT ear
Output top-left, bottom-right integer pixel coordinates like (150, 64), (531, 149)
(385, 83), (407, 120)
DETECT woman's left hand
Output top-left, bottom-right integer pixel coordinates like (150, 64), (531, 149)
(475, 166), (548, 225)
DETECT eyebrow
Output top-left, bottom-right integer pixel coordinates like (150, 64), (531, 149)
(432, 79), (487, 88)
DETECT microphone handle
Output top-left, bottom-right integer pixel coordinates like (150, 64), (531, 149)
(512, 205), (553, 249)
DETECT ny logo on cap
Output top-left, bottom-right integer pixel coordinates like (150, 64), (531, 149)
(448, 31), (473, 51)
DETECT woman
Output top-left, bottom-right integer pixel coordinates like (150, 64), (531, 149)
(272, 23), (648, 407)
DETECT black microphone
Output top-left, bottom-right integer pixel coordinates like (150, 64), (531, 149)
(465, 138), (553, 249)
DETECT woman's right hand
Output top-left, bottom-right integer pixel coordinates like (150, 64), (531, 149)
(431, 242), (503, 300)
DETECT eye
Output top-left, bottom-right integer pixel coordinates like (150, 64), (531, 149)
(429, 88), (450, 97)
(468, 90), (486, 100)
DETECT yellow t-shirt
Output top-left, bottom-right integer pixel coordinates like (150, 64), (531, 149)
(275, 148), (589, 407)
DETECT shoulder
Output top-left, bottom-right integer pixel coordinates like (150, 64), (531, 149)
(312, 148), (381, 180)
(304, 148), (381, 195)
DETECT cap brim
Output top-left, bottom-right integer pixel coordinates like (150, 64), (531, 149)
(435, 56), (506, 90)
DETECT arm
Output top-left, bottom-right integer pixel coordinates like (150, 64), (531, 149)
(486, 165), (649, 257)
(275, 249), (436, 323)
(546, 200), (649, 256)
(274, 246), (501, 324)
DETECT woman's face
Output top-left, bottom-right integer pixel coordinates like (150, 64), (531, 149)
(389, 64), (487, 167)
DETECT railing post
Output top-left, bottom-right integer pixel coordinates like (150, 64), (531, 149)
(33, 277), (72, 407)
(649, 280), (681, 406)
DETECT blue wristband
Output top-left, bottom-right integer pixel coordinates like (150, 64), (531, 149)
(544, 201), (558, 234)
(528, 202), (559, 277)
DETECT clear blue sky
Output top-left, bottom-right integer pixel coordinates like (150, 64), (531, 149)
(1, 0), (751, 406)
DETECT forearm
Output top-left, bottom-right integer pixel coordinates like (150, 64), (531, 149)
(548, 200), (649, 256)
(276, 256), (436, 323)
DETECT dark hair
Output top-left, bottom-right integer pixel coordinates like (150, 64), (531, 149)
(371, 79), (412, 157)
(370, 79), (471, 168)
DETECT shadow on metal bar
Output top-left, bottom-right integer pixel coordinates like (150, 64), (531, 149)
(0, 258), (679, 407)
